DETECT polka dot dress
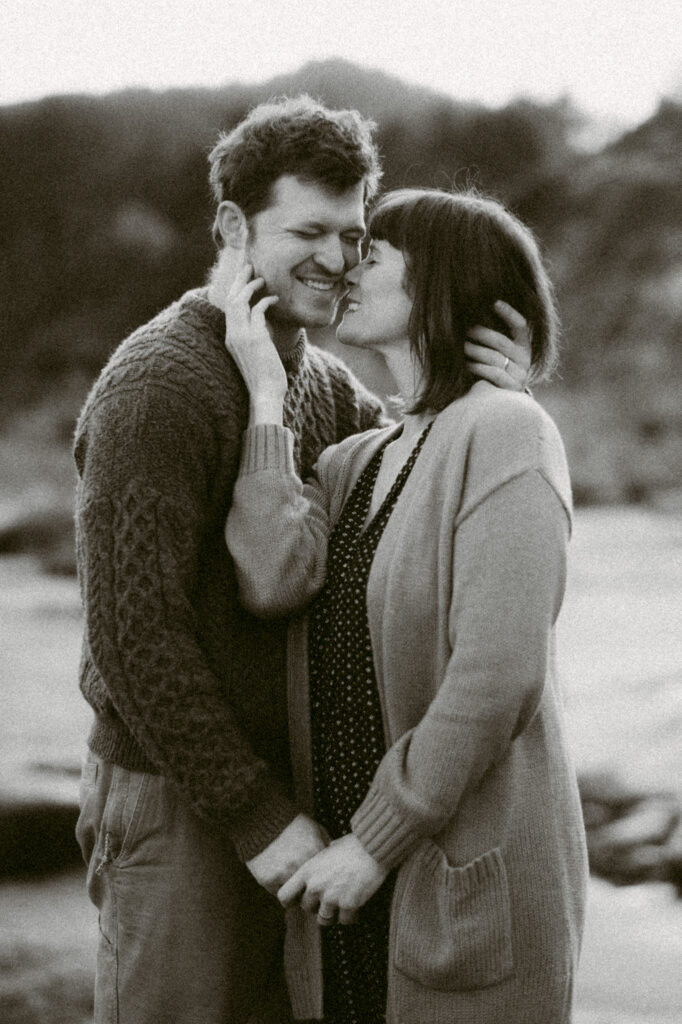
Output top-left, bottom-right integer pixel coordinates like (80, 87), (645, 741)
(308, 422), (434, 1024)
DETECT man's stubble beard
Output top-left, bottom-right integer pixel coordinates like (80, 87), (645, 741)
(265, 293), (340, 332)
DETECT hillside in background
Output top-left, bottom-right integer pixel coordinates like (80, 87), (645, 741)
(0, 58), (680, 534)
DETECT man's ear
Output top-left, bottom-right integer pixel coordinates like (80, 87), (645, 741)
(214, 201), (248, 249)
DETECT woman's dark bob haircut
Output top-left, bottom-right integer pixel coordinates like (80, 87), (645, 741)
(368, 188), (560, 414)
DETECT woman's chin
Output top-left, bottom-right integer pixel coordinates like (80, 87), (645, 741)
(336, 317), (363, 348)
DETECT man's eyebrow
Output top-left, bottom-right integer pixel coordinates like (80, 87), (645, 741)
(292, 219), (325, 230)
(288, 219), (365, 235)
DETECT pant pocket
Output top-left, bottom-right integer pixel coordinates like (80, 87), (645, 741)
(91, 765), (156, 952)
(393, 841), (514, 991)
(75, 754), (101, 865)
(103, 764), (153, 866)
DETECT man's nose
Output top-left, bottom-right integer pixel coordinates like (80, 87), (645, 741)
(314, 236), (345, 275)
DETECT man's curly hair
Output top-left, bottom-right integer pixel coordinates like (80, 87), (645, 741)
(208, 95), (382, 223)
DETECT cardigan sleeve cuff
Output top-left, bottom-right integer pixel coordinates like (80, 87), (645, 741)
(239, 425), (295, 476)
(351, 786), (425, 872)
(226, 787), (301, 862)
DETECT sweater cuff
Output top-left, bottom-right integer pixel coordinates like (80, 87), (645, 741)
(227, 788), (300, 862)
(240, 425), (295, 476)
(351, 786), (424, 872)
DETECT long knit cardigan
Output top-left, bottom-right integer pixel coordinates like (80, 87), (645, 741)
(73, 288), (384, 860)
(226, 382), (589, 1023)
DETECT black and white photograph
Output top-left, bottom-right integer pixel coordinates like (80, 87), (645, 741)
(1, 2), (680, 1022)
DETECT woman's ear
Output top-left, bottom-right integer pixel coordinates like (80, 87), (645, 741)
(214, 201), (248, 250)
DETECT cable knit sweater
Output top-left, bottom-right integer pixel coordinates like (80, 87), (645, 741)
(73, 287), (384, 859)
(226, 383), (588, 1022)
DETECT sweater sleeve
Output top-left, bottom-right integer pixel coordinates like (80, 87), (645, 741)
(352, 467), (571, 869)
(225, 424), (337, 618)
(75, 383), (299, 859)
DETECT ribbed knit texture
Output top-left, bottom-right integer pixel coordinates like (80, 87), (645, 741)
(74, 287), (385, 860)
(226, 383), (589, 1021)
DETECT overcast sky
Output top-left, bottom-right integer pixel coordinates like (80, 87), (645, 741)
(2, 0), (680, 126)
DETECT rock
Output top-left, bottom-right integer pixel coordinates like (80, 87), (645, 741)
(0, 503), (76, 577)
(0, 763), (83, 879)
(579, 768), (645, 808)
(579, 771), (682, 893)
(0, 801), (82, 878)
(592, 797), (679, 848)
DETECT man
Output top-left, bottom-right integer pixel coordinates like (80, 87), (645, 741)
(74, 95), (531, 1024)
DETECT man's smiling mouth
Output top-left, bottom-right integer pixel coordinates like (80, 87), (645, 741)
(299, 277), (338, 292)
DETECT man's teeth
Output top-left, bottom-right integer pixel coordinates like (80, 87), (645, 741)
(300, 278), (336, 292)
(346, 301), (360, 311)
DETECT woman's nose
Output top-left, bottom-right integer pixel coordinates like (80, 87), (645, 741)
(344, 263), (361, 286)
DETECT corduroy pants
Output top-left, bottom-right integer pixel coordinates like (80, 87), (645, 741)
(75, 752), (293, 1024)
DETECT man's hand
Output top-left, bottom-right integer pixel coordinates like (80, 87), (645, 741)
(245, 814), (328, 895)
(277, 832), (388, 926)
(465, 300), (532, 391)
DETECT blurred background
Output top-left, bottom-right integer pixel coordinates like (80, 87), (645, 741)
(1, 2), (680, 1022)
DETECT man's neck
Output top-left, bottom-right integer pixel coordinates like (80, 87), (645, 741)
(269, 321), (304, 359)
(206, 259), (302, 359)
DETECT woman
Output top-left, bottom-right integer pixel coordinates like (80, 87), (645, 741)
(225, 188), (588, 1024)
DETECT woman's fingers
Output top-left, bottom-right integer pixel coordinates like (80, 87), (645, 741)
(251, 295), (279, 319)
(337, 906), (357, 926)
(227, 275), (265, 308)
(278, 876), (357, 927)
(494, 298), (527, 339)
(465, 336), (515, 364)
(277, 868), (307, 909)
(466, 304), (532, 377)
(277, 871), (342, 925)
(465, 318), (531, 392)
(465, 331), (530, 369)
(299, 887), (320, 916)
(316, 901), (338, 927)
(226, 261), (252, 297)
(466, 361), (514, 388)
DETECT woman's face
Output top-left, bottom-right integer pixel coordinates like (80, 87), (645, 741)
(336, 240), (413, 352)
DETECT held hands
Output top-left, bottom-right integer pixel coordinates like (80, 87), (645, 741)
(247, 818), (387, 926)
(245, 813), (329, 895)
(465, 300), (532, 390)
(277, 832), (388, 927)
(223, 262), (287, 424)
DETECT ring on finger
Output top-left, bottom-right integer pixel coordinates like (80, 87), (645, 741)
(503, 356), (510, 372)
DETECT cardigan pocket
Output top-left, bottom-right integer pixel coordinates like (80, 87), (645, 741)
(393, 841), (514, 991)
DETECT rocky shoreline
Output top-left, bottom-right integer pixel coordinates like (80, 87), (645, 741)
(2, 764), (680, 892)
(2, 508), (681, 1023)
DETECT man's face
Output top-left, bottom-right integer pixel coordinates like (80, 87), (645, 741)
(245, 175), (366, 329)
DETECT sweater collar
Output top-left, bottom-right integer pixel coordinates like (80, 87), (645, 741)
(181, 287), (307, 374)
(281, 330), (307, 374)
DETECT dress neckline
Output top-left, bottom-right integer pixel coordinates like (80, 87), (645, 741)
(361, 418), (435, 535)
